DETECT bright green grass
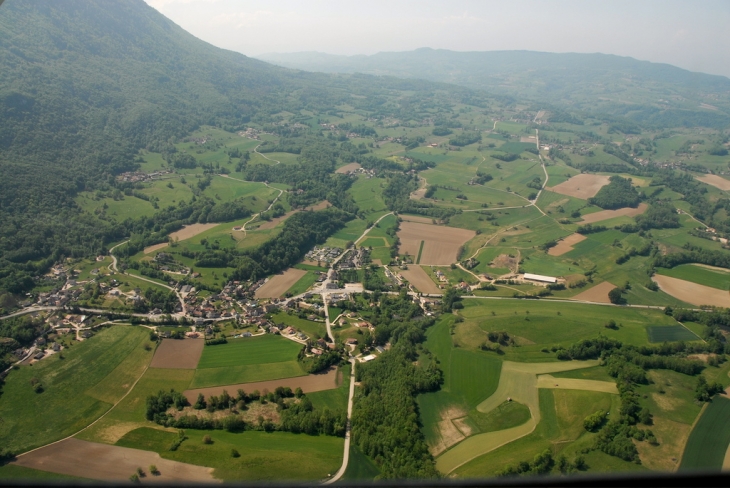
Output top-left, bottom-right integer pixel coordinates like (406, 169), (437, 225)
(468, 401), (531, 433)
(270, 312), (327, 340)
(190, 361), (306, 389)
(285, 271), (319, 296)
(0, 326), (152, 453)
(0, 464), (88, 481)
(418, 317), (502, 446)
(646, 325), (700, 343)
(77, 368), (195, 444)
(360, 237), (388, 248)
(343, 445), (381, 481)
(116, 427), (343, 481)
(325, 218), (368, 248)
(679, 397), (730, 471)
(197, 335), (302, 369)
(657, 264), (730, 290)
(308, 364), (350, 412)
(349, 176), (387, 218)
(294, 263), (329, 272)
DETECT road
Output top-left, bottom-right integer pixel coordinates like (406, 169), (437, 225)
(219, 174), (284, 240)
(323, 358), (356, 485)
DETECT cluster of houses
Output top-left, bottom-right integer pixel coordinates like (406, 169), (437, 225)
(305, 246), (343, 264)
(337, 248), (368, 270)
(115, 170), (171, 183)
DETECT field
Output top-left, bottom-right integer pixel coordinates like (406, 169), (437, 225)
(579, 203), (648, 224)
(0, 326), (153, 454)
(284, 270), (320, 296)
(182, 366), (339, 403)
(547, 233), (586, 256)
(546, 174), (610, 199)
(149, 338), (205, 369)
(679, 397), (730, 471)
(191, 335), (305, 388)
(653, 275), (730, 307)
(255, 268), (308, 298)
(12, 438), (216, 482)
(116, 427), (343, 481)
(397, 221), (475, 265)
(572, 281), (617, 303)
(646, 325), (701, 343)
(696, 174), (730, 191)
(336, 162), (362, 174)
(398, 265), (441, 294)
(656, 264), (730, 290)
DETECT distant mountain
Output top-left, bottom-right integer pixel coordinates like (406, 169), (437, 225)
(258, 48), (730, 127)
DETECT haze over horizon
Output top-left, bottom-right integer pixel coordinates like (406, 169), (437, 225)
(144, 0), (730, 79)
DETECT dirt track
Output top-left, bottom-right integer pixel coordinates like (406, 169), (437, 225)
(255, 268), (307, 298)
(547, 174), (610, 199)
(397, 266), (441, 294)
(579, 203), (648, 224)
(548, 233), (586, 256)
(150, 338), (204, 369)
(182, 366), (339, 403)
(397, 222), (475, 265)
(653, 275), (730, 307)
(14, 438), (217, 482)
(572, 281), (616, 303)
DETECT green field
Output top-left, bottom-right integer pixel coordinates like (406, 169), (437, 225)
(116, 427), (343, 481)
(285, 271), (319, 296)
(196, 335), (302, 369)
(646, 325), (701, 343)
(657, 264), (730, 290)
(343, 445), (381, 481)
(679, 397), (730, 471)
(0, 326), (153, 454)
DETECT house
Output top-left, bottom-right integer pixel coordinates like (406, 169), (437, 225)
(375, 346), (385, 353)
(311, 348), (323, 356)
(52, 343), (61, 352)
(361, 354), (376, 362)
(34, 351), (45, 360)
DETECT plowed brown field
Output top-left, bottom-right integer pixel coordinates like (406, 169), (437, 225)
(150, 338), (204, 369)
(653, 275), (730, 307)
(398, 266), (441, 294)
(547, 174), (610, 199)
(182, 366), (339, 403)
(14, 438), (217, 482)
(697, 174), (730, 191)
(572, 281), (617, 303)
(397, 222), (475, 265)
(548, 233), (586, 256)
(579, 203), (648, 224)
(255, 268), (307, 298)
(335, 163), (361, 174)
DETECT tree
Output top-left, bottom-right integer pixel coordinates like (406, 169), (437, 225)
(608, 287), (624, 305)
(202, 435), (213, 444)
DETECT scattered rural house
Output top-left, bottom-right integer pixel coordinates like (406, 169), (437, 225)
(361, 354), (376, 362)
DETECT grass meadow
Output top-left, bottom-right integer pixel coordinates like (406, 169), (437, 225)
(0, 326), (153, 453)
(116, 427), (343, 481)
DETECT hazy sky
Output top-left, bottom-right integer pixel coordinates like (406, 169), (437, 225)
(145, 0), (730, 78)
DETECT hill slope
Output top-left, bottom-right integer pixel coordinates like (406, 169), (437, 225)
(258, 48), (730, 127)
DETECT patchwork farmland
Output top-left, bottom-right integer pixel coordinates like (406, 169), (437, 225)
(397, 221), (475, 265)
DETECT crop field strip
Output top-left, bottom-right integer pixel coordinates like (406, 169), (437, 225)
(679, 397), (730, 471)
(652, 275), (730, 307)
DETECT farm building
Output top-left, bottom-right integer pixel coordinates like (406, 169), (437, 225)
(523, 273), (558, 284)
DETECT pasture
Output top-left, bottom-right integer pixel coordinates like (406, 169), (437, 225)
(191, 335), (305, 388)
(397, 221), (475, 265)
(116, 427), (343, 481)
(0, 326), (153, 454)
(656, 264), (730, 290)
(653, 275), (730, 307)
(680, 397), (730, 471)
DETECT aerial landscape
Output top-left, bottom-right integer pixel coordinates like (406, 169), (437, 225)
(2, 0), (730, 483)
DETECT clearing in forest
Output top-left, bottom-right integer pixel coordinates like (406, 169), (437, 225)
(696, 174), (730, 191)
(150, 338), (205, 369)
(143, 223), (219, 253)
(335, 162), (362, 174)
(652, 275), (730, 307)
(397, 222), (475, 265)
(571, 281), (617, 303)
(547, 233), (586, 256)
(579, 203), (648, 224)
(255, 268), (308, 298)
(398, 266), (441, 294)
(547, 174), (610, 199)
